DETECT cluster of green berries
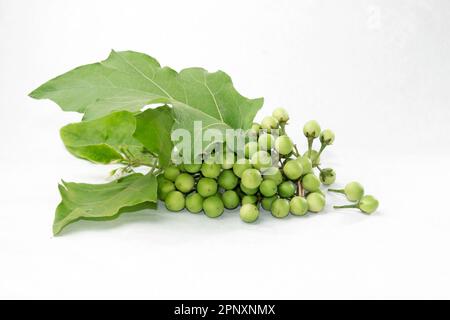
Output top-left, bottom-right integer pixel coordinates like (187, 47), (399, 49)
(157, 108), (379, 223)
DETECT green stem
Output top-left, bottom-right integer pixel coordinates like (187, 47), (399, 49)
(334, 204), (358, 209)
(279, 122), (286, 136)
(317, 144), (327, 159)
(328, 188), (345, 195)
(293, 144), (300, 157)
(307, 138), (314, 157)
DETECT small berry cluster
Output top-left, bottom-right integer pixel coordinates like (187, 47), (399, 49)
(158, 108), (379, 223)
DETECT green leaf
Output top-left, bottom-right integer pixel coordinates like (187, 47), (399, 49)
(60, 111), (145, 164)
(29, 50), (263, 131)
(54, 173), (157, 235)
(133, 105), (174, 167)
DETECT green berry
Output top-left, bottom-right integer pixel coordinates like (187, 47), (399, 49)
(240, 204), (260, 223)
(201, 163), (222, 179)
(303, 120), (321, 138)
(185, 192), (203, 213)
(174, 173), (195, 193)
(320, 129), (335, 145)
(278, 181), (296, 198)
(330, 182), (365, 202)
(218, 169), (239, 190)
(260, 180), (278, 197)
(233, 158), (252, 177)
(183, 163), (202, 174)
(272, 107), (289, 122)
(303, 150), (321, 166)
(164, 165), (181, 182)
(222, 190), (240, 209)
(197, 177), (218, 198)
(359, 195), (379, 214)
(242, 195), (257, 205)
(261, 116), (279, 130)
(297, 156), (313, 175)
(302, 173), (321, 192)
(271, 199), (290, 218)
(306, 192), (326, 213)
(240, 182), (259, 195)
(251, 151), (272, 170)
(165, 191), (185, 212)
(345, 182), (365, 202)
(158, 179), (175, 201)
(275, 135), (294, 155)
(203, 195), (224, 218)
(261, 196), (277, 211)
(250, 123), (261, 136)
(241, 168), (263, 189)
(290, 196), (308, 216)
(319, 168), (336, 185)
(263, 167), (284, 185)
(283, 160), (303, 180)
(222, 152), (236, 169)
(258, 133), (275, 151)
(245, 141), (259, 158)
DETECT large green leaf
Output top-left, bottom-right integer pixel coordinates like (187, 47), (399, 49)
(54, 173), (157, 235)
(133, 106), (174, 167)
(60, 111), (144, 164)
(29, 51), (263, 133)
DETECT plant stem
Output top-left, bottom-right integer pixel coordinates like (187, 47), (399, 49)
(328, 188), (345, 194)
(334, 204), (358, 209)
(280, 122), (287, 136)
(307, 138), (313, 157)
(317, 144), (327, 159)
(293, 144), (300, 157)
(297, 180), (304, 197)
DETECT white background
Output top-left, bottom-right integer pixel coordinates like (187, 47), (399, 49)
(1, 0), (450, 299)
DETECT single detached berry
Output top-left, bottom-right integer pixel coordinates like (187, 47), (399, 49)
(329, 181), (364, 202)
(358, 195), (379, 214)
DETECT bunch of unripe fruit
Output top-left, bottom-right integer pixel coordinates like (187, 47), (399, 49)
(157, 108), (379, 223)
